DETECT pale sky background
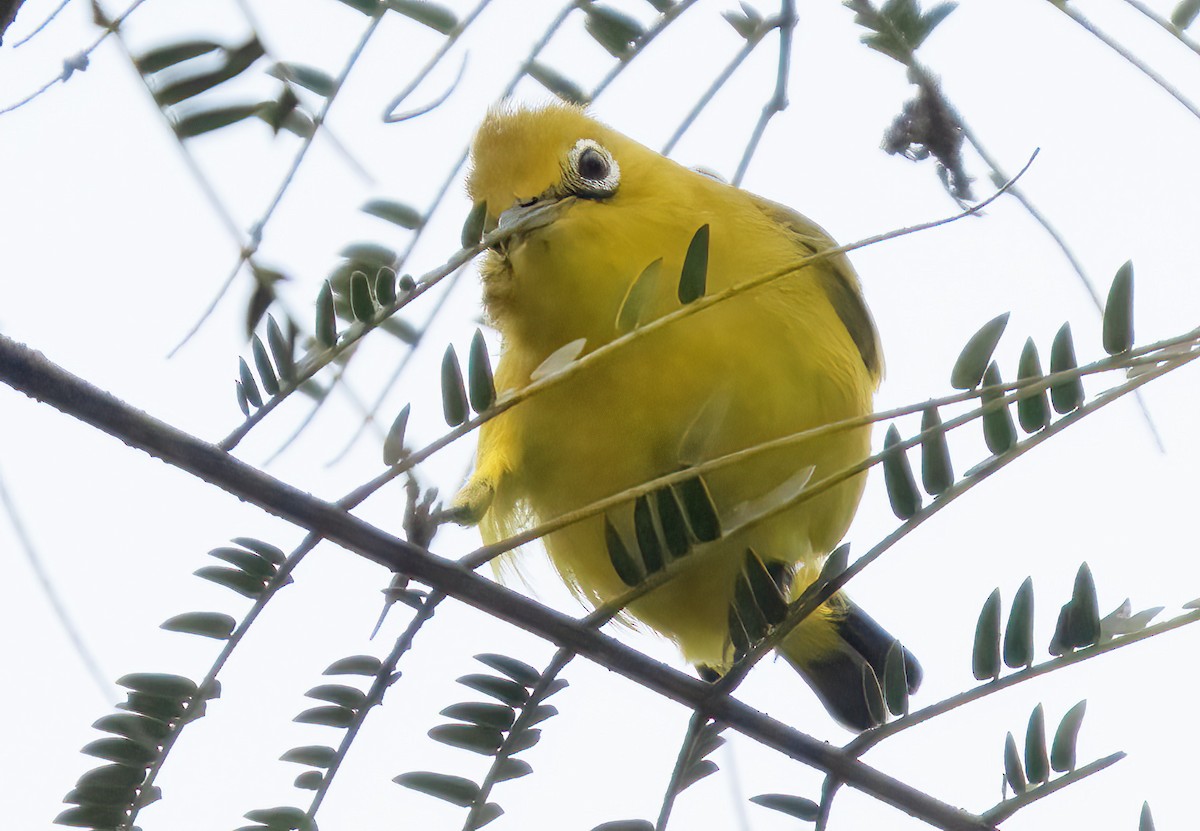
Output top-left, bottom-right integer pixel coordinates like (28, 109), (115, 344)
(2, 0), (1199, 829)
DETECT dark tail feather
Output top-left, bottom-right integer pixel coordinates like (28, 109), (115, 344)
(784, 601), (921, 732)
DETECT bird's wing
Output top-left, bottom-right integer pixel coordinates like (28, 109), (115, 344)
(746, 193), (884, 383)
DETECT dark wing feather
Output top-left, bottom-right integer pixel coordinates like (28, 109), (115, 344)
(747, 193), (884, 382)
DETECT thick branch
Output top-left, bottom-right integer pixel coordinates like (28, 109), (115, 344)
(0, 0), (27, 44)
(0, 332), (991, 831)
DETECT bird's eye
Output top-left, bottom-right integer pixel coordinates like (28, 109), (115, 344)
(565, 139), (620, 199)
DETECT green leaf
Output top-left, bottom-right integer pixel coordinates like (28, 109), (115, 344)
(722, 9), (760, 39)
(1140, 801), (1156, 831)
(394, 771), (479, 806)
(820, 543), (849, 583)
(457, 674), (528, 707)
(160, 611), (235, 639)
(743, 549), (788, 625)
(634, 494), (665, 573)
(1102, 260), (1134, 355)
(428, 724), (504, 755)
(134, 39), (223, 74)
(386, 0), (459, 33)
(1016, 337), (1050, 432)
(294, 770), (323, 790)
(194, 565), (265, 598)
(605, 516), (643, 586)
(251, 335), (280, 396)
(644, 0), (674, 11)
(349, 271), (376, 322)
(268, 62), (336, 96)
(527, 61), (590, 105)
(236, 380), (250, 415)
(475, 653), (541, 687)
(1067, 562), (1100, 649)
(174, 103), (260, 138)
(375, 268), (397, 307)
(973, 588), (1002, 681)
(335, 0), (380, 13)
(1003, 732), (1027, 793)
(950, 312), (1009, 389)
(362, 198), (424, 229)
(1025, 704), (1049, 784)
(591, 822), (655, 831)
(655, 486), (690, 558)
(616, 258), (663, 333)
(494, 757), (533, 781)
(919, 405), (953, 496)
(473, 803), (504, 828)
(81, 736), (158, 767)
(749, 794), (820, 820)
(677, 759), (718, 791)
(294, 705), (355, 728)
(677, 476), (721, 542)
(305, 684), (367, 710)
(243, 806), (311, 829)
(340, 241), (397, 266)
(882, 640), (909, 717)
(462, 200), (487, 248)
(233, 536), (286, 565)
(468, 329), (497, 413)
(316, 281), (337, 347)
(585, 4), (645, 58)
(118, 673), (197, 699)
(153, 38), (266, 106)
(74, 763), (145, 791)
(440, 702), (515, 730)
(1050, 700), (1087, 772)
(383, 404), (411, 466)
(265, 316), (294, 382)
(324, 655), (382, 675)
(1172, 0), (1200, 29)
(208, 546), (276, 579)
(882, 424), (921, 519)
(118, 692), (186, 721)
(861, 664), (886, 728)
(506, 726), (542, 753)
(279, 745), (337, 768)
(92, 713), (171, 746)
(55, 805), (131, 828)
(1049, 323), (1084, 413)
(530, 337), (587, 381)
(441, 345), (469, 427)
(678, 224), (710, 304)
(732, 574), (769, 642)
(1003, 576), (1035, 668)
(238, 358), (263, 409)
(981, 361), (1017, 455)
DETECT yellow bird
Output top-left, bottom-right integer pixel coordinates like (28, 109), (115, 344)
(455, 102), (919, 730)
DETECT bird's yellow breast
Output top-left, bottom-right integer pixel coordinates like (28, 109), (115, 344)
(463, 104), (877, 667)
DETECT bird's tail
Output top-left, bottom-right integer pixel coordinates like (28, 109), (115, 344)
(778, 599), (922, 732)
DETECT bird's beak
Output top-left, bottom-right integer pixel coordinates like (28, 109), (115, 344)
(496, 198), (561, 234)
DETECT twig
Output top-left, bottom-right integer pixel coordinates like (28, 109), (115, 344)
(168, 7), (390, 357)
(10, 0), (68, 48)
(1051, 1), (1200, 121)
(381, 0), (493, 122)
(655, 712), (709, 830)
(661, 18), (777, 156)
(732, 0), (796, 186)
(0, 332), (993, 831)
(0, 0), (151, 115)
(980, 752), (1126, 825)
(0, 463), (113, 704)
(591, 0), (702, 98)
(1120, 0), (1200, 58)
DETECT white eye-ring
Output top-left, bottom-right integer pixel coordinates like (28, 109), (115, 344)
(564, 138), (620, 199)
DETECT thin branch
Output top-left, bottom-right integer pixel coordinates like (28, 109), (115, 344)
(981, 752), (1126, 825)
(1051, 0), (1200, 121)
(655, 712), (709, 830)
(1120, 0), (1200, 58)
(168, 7), (390, 357)
(0, 332), (992, 831)
(0, 463), (113, 704)
(592, 0), (702, 98)
(0, 0), (152, 115)
(733, 0), (796, 186)
(381, 0), (493, 123)
(10, 0), (69, 48)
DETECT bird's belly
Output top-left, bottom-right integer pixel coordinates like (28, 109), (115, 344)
(504, 299), (872, 666)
